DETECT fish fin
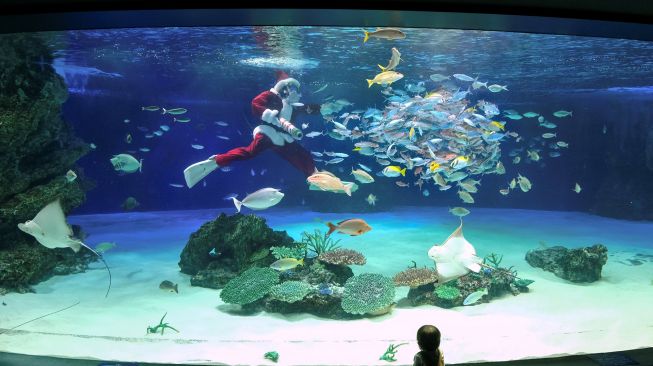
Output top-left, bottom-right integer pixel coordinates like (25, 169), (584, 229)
(326, 222), (337, 236)
(174, 283), (178, 293)
(162, 108), (167, 114)
(362, 29), (369, 43)
(377, 64), (386, 72)
(232, 197), (243, 213)
(400, 168), (406, 176)
(366, 79), (374, 88)
(343, 184), (352, 196)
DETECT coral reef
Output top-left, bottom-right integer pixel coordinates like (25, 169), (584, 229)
(433, 285), (461, 308)
(219, 267), (280, 305)
(341, 273), (395, 315)
(393, 268), (439, 288)
(0, 34), (93, 294)
(268, 281), (313, 303)
(179, 213), (294, 288)
(525, 244), (608, 282)
(270, 244), (306, 260)
(317, 248), (366, 266)
(405, 254), (533, 308)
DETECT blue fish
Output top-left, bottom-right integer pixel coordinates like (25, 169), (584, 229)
(483, 133), (505, 142)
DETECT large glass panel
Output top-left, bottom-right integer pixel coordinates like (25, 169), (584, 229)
(1, 24), (652, 365)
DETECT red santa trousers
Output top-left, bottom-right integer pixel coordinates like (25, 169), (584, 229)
(213, 133), (316, 177)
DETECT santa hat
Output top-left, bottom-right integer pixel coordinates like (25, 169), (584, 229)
(273, 70), (300, 93)
(276, 70), (290, 82)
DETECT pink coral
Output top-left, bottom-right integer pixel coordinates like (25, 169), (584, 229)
(317, 248), (366, 266)
(393, 268), (439, 288)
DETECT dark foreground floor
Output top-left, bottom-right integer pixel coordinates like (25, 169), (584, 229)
(0, 348), (652, 366)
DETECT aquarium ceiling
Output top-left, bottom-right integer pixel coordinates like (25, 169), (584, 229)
(1, 1), (653, 41)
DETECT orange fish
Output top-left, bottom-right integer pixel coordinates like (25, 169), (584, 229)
(326, 219), (372, 237)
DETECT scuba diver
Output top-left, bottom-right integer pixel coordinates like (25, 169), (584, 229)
(183, 71), (321, 188)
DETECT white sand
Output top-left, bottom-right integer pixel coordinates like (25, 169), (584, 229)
(1, 207), (651, 365)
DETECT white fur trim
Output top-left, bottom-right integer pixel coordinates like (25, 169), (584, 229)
(253, 125), (294, 146)
(261, 108), (280, 126)
(273, 78), (300, 93)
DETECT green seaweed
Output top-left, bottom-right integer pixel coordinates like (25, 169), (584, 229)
(379, 343), (408, 362)
(146, 313), (179, 335)
(301, 229), (341, 255)
(264, 351), (279, 362)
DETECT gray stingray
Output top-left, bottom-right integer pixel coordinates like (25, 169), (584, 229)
(17, 200), (111, 297)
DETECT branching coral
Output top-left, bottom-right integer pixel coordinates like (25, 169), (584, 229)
(393, 268), (439, 288)
(483, 253), (503, 268)
(317, 248), (366, 266)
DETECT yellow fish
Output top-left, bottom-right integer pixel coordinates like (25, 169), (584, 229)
(429, 162), (440, 172)
(450, 156), (470, 169)
(490, 121), (505, 131)
(409, 127), (415, 140)
(366, 71), (404, 88)
(382, 165), (406, 177)
(353, 147), (361, 151)
(270, 258), (304, 271)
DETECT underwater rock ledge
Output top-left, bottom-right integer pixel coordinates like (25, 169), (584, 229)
(525, 244), (608, 283)
(0, 34), (92, 294)
(179, 213), (295, 288)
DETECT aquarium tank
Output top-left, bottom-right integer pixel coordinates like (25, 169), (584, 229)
(0, 6), (652, 366)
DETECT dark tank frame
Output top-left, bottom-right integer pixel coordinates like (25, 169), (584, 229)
(1, 1), (652, 365)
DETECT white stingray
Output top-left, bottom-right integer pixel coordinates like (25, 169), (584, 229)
(17, 200), (112, 297)
(428, 220), (482, 282)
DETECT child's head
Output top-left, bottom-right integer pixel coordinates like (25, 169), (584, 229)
(417, 324), (441, 352)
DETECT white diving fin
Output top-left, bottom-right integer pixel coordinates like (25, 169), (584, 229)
(184, 158), (218, 188)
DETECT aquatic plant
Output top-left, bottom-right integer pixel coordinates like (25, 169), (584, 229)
(483, 253), (503, 268)
(146, 312), (178, 335)
(379, 343), (408, 362)
(317, 248), (366, 266)
(270, 244), (306, 260)
(301, 229), (341, 255)
(434, 285), (461, 301)
(268, 281), (313, 303)
(219, 267), (280, 305)
(393, 268), (439, 288)
(264, 351), (279, 363)
(341, 273), (395, 315)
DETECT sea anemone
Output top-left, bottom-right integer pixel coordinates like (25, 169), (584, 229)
(393, 268), (439, 288)
(317, 248), (367, 266)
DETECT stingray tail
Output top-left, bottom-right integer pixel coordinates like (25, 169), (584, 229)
(0, 300), (80, 335)
(80, 242), (112, 298)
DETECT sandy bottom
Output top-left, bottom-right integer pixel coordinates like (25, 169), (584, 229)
(1, 207), (652, 365)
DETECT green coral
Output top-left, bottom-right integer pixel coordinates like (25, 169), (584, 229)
(434, 285), (460, 300)
(268, 281), (313, 303)
(301, 229), (341, 255)
(483, 253), (503, 268)
(220, 267), (280, 305)
(341, 273), (395, 315)
(270, 244), (306, 260)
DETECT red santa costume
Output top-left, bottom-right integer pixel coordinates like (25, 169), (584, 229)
(183, 71), (319, 188)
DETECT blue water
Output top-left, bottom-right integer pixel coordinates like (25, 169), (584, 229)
(46, 26), (653, 213)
